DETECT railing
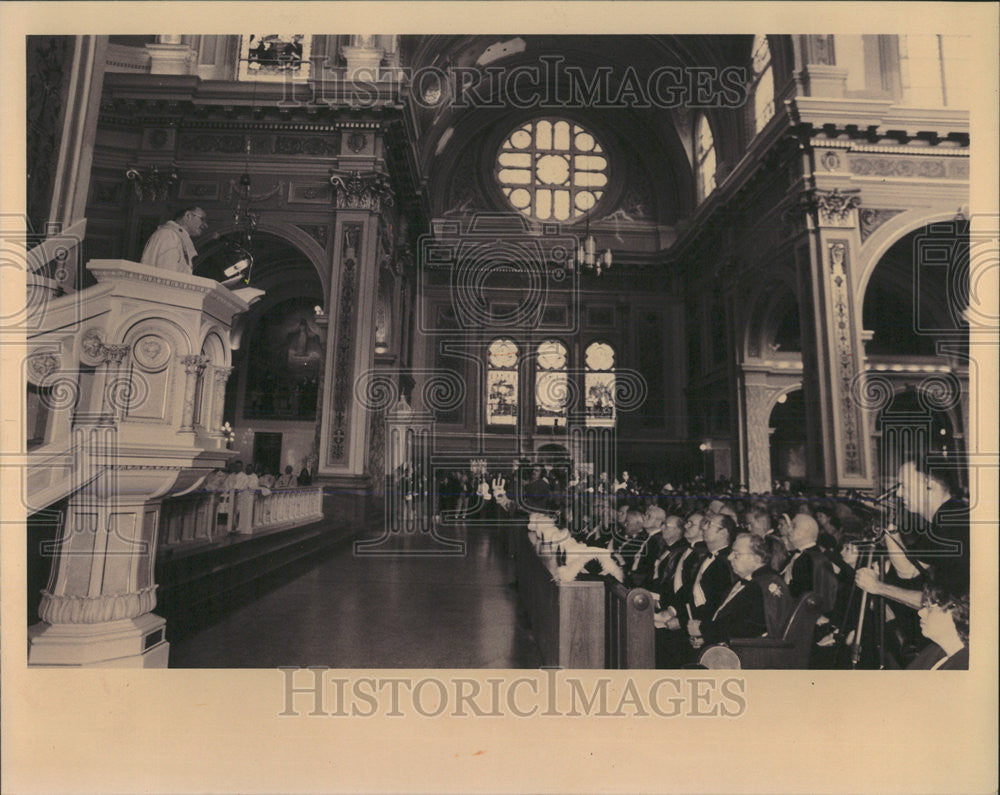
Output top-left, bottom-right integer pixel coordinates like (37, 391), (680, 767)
(159, 486), (324, 547)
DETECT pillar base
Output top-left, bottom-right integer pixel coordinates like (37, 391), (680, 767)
(28, 612), (169, 667)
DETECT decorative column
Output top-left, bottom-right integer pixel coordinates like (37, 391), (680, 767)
(210, 365), (234, 433)
(798, 35), (848, 97)
(99, 343), (131, 422)
(743, 380), (779, 495)
(320, 161), (394, 479)
(796, 189), (874, 489)
(179, 354), (208, 432)
(342, 35), (382, 80)
(145, 35), (196, 75)
(28, 422), (172, 667)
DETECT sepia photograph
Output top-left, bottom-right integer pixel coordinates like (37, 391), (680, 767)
(2, 2), (997, 793)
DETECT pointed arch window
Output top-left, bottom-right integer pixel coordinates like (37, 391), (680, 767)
(749, 34), (775, 137)
(535, 339), (569, 427)
(585, 342), (616, 427)
(486, 338), (519, 426)
(694, 113), (717, 204)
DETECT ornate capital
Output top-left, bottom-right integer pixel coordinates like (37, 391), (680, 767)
(329, 169), (395, 212)
(125, 164), (178, 203)
(102, 344), (131, 365)
(38, 585), (158, 624)
(214, 365), (234, 385)
(813, 188), (861, 226)
(182, 354), (209, 374)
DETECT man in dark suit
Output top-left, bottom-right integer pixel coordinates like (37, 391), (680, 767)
(625, 505), (669, 589)
(650, 514), (688, 600)
(687, 512), (736, 624)
(688, 533), (794, 647)
(611, 509), (647, 572)
(654, 511), (705, 623)
(783, 513), (839, 616)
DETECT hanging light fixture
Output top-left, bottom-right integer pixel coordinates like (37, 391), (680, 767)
(574, 217), (612, 276)
(224, 84), (260, 285)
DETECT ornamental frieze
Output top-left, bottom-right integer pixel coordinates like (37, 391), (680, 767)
(179, 132), (339, 157)
(848, 155), (969, 180)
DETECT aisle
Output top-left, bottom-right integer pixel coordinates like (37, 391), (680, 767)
(168, 522), (542, 668)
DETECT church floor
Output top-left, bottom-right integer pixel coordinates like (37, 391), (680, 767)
(168, 520), (543, 669)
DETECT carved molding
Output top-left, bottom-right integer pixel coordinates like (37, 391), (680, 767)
(329, 170), (394, 212)
(328, 224), (362, 464)
(858, 208), (905, 243)
(814, 189), (861, 227)
(828, 240), (864, 477)
(848, 155), (968, 180)
(27, 351), (61, 383)
(125, 164), (178, 203)
(80, 329), (106, 366)
(102, 344), (131, 365)
(38, 585), (158, 624)
(133, 334), (172, 371)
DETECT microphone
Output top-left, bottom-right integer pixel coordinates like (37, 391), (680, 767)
(871, 483), (900, 503)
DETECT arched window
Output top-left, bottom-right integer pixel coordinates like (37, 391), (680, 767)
(486, 338), (519, 426)
(694, 113), (717, 203)
(749, 35), (775, 137)
(585, 342), (616, 427)
(496, 118), (608, 221)
(535, 340), (569, 427)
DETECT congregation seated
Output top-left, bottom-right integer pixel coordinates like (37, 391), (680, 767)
(686, 532), (793, 649)
(498, 460), (970, 670)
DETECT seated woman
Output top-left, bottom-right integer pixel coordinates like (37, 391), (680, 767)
(907, 582), (969, 670)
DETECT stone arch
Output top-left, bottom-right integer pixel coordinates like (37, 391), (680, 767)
(197, 325), (230, 367)
(860, 217), (968, 357)
(743, 272), (799, 359)
(199, 220), (330, 300)
(856, 208), (964, 303)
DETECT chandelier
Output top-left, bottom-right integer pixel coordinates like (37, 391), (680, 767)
(573, 219), (612, 276)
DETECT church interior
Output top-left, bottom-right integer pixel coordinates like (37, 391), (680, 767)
(22, 33), (976, 671)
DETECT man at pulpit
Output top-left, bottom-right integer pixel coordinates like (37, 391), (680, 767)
(140, 206), (208, 274)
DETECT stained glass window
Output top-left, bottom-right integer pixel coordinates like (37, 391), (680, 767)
(496, 119), (608, 221)
(585, 342), (616, 427)
(486, 338), (519, 426)
(535, 339), (569, 427)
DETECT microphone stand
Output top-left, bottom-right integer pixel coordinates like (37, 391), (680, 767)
(847, 485), (900, 669)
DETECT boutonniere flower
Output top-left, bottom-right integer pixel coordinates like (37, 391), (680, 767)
(768, 583), (782, 596)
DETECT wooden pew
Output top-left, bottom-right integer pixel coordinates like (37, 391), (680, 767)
(514, 526), (605, 668)
(604, 583), (822, 670)
(605, 580), (656, 669)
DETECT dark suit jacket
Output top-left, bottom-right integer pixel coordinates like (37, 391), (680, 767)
(788, 545), (839, 616)
(688, 546), (733, 622)
(662, 543), (702, 615)
(700, 567), (794, 644)
(653, 539), (692, 603)
(907, 642), (969, 670)
(626, 533), (666, 590)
